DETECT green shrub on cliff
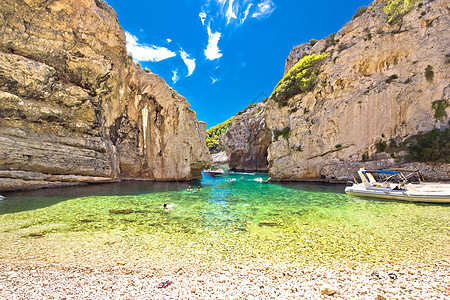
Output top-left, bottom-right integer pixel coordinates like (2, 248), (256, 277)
(270, 53), (327, 106)
(206, 118), (234, 154)
(407, 128), (450, 163)
(431, 99), (449, 121)
(383, 0), (416, 24)
(352, 6), (368, 20)
(384, 129), (450, 163)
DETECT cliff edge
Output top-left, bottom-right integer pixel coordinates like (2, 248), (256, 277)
(0, 0), (211, 191)
(266, 0), (449, 181)
(220, 0), (449, 181)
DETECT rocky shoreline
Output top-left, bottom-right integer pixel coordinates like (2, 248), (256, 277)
(1, 259), (448, 299)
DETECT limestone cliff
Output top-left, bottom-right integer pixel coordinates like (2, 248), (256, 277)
(284, 43), (312, 75)
(266, 0), (449, 181)
(0, 0), (211, 191)
(220, 102), (271, 171)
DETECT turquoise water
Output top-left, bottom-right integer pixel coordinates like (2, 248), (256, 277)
(1, 173), (449, 266)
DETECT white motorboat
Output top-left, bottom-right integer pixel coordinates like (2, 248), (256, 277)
(203, 165), (224, 176)
(345, 168), (450, 203)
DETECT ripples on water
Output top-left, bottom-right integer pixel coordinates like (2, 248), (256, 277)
(1, 172), (449, 265)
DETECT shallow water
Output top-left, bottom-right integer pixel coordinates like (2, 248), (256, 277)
(1, 173), (449, 266)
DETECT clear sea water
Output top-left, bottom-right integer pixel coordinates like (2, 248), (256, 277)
(1, 172), (449, 266)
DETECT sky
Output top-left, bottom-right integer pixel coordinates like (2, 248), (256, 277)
(107, 0), (373, 128)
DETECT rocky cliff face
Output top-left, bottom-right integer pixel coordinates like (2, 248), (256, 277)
(0, 0), (211, 191)
(284, 43), (312, 75)
(266, 0), (449, 181)
(220, 103), (271, 171)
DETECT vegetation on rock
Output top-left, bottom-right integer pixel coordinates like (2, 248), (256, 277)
(425, 65), (434, 82)
(206, 118), (234, 153)
(385, 74), (398, 83)
(383, 0), (417, 24)
(309, 39), (318, 46)
(382, 129), (449, 163)
(407, 128), (450, 163)
(431, 99), (449, 121)
(270, 53), (327, 106)
(352, 6), (368, 20)
(273, 127), (291, 140)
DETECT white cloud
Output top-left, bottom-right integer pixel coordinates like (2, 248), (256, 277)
(180, 49), (196, 76)
(241, 3), (253, 24)
(172, 70), (179, 83)
(167, 38), (172, 43)
(199, 11), (207, 25)
(210, 76), (218, 84)
(204, 26), (223, 60)
(125, 31), (176, 62)
(225, 0), (237, 24)
(252, 0), (275, 19)
(203, 0), (276, 26)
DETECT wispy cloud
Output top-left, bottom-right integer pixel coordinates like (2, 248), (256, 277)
(242, 3), (253, 24)
(198, 1), (275, 61)
(210, 76), (218, 84)
(172, 70), (179, 83)
(199, 11), (207, 25)
(205, 26), (223, 60)
(125, 32), (176, 62)
(202, 0), (275, 27)
(180, 49), (196, 76)
(252, 0), (275, 19)
(225, 0), (237, 24)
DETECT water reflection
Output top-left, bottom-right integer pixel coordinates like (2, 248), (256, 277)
(0, 180), (201, 215)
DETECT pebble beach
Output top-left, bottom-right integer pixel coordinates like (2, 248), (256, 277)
(1, 178), (449, 299)
(1, 259), (449, 299)
(0, 230), (448, 300)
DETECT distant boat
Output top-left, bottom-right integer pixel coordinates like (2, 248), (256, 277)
(203, 165), (224, 176)
(345, 168), (450, 203)
(0, 195), (4, 200)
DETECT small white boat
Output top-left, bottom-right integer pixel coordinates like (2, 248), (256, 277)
(203, 165), (224, 176)
(345, 168), (450, 203)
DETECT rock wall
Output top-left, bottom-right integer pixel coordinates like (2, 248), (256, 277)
(284, 43), (312, 75)
(0, 0), (211, 191)
(220, 103), (271, 171)
(266, 0), (449, 181)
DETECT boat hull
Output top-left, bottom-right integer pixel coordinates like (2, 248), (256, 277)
(345, 187), (450, 203)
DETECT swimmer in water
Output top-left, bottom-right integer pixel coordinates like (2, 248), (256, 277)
(197, 186), (201, 191)
(186, 186), (192, 191)
(163, 203), (170, 212)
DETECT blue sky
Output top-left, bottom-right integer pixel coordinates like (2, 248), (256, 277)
(107, 0), (373, 128)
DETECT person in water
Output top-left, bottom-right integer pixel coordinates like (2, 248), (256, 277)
(197, 186), (201, 191)
(186, 186), (192, 191)
(163, 203), (170, 211)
